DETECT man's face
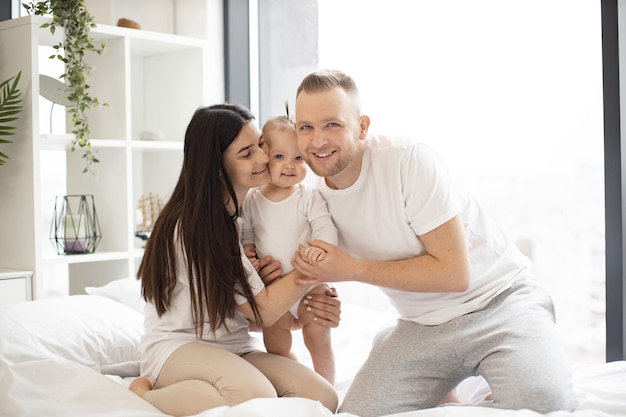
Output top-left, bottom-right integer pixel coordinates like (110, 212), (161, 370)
(295, 87), (363, 180)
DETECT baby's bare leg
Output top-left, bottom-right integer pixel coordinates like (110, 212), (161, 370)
(298, 286), (335, 385)
(263, 312), (297, 361)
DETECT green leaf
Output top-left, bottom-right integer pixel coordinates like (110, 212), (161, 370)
(0, 113), (21, 120)
(24, 0), (108, 175)
(0, 151), (9, 165)
(0, 70), (22, 165)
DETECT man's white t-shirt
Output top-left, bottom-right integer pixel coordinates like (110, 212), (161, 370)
(316, 135), (533, 325)
(139, 233), (265, 384)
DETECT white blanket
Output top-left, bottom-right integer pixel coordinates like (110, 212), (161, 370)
(0, 290), (625, 417)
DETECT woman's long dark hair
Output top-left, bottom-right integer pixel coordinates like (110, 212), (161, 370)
(138, 104), (261, 337)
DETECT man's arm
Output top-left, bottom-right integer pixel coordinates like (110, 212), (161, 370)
(292, 215), (470, 293)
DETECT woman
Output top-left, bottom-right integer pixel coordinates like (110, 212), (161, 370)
(129, 104), (340, 416)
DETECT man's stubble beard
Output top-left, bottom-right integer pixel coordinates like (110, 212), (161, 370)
(306, 137), (361, 179)
(306, 149), (356, 179)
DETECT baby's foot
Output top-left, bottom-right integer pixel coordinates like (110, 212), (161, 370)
(439, 390), (459, 405)
(129, 377), (152, 397)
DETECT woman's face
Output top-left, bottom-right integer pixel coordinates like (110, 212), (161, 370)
(222, 121), (270, 199)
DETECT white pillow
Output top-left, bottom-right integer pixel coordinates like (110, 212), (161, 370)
(85, 278), (145, 314)
(0, 295), (143, 377)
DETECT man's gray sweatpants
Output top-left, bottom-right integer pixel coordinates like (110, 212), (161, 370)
(339, 278), (578, 417)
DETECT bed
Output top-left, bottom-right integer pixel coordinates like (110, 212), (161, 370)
(1, 278), (625, 417)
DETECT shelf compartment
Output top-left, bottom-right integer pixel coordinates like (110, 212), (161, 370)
(42, 251), (131, 264)
(39, 135), (127, 150)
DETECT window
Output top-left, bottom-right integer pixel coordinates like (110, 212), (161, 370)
(256, 0), (606, 364)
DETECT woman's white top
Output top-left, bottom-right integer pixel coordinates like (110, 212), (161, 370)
(316, 135), (533, 326)
(139, 233), (265, 384)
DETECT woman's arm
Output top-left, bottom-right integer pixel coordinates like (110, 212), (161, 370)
(240, 256), (342, 328)
(238, 268), (309, 326)
(247, 286), (341, 331)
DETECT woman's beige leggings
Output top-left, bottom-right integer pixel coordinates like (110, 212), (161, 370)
(142, 342), (338, 416)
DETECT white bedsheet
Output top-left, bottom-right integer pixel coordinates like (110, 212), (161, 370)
(1, 359), (625, 417)
(0, 296), (625, 417)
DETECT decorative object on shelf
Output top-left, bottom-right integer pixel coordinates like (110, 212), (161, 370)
(0, 71), (23, 166)
(135, 230), (151, 241)
(116, 18), (141, 30)
(50, 195), (102, 255)
(135, 193), (164, 239)
(23, 0), (108, 175)
(39, 74), (73, 133)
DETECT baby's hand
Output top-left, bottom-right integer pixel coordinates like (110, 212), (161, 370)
(301, 246), (326, 264)
(244, 245), (260, 271)
(244, 244), (257, 258)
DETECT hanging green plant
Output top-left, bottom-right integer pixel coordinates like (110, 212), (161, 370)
(0, 71), (23, 166)
(24, 0), (107, 175)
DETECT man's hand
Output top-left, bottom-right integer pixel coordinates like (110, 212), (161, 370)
(292, 240), (352, 285)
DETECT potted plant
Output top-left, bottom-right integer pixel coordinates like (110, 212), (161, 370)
(0, 71), (22, 166)
(23, 0), (107, 174)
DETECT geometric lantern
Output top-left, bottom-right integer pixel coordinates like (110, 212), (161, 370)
(50, 195), (102, 255)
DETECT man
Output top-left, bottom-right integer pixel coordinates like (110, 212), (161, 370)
(291, 69), (576, 417)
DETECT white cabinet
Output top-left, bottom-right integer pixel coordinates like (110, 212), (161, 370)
(0, 269), (33, 305)
(0, 15), (222, 299)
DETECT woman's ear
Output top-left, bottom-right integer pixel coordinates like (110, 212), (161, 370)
(358, 115), (370, 139)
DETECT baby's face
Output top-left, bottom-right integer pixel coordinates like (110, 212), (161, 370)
(265, 128), (308, 188)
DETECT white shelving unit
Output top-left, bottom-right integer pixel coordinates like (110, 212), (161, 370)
(0, 15), (220, 299)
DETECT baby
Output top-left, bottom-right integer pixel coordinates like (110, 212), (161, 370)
(241, 114), (337, 384)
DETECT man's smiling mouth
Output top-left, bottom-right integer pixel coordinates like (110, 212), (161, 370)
(314, 151), (334, 158)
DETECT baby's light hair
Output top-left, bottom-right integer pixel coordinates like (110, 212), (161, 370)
(262, 100), (296, 141)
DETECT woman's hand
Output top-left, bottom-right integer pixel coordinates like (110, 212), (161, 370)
(257, 255), (283, 286)
(301, 286), (341, 328)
